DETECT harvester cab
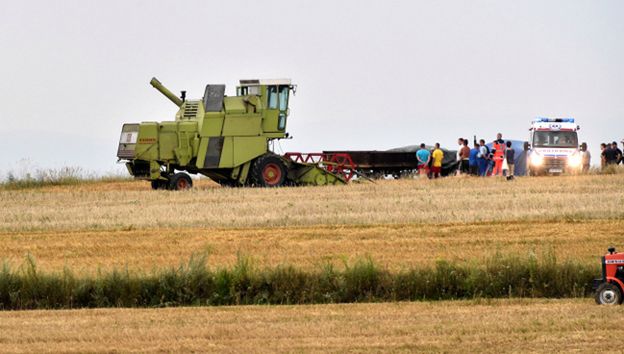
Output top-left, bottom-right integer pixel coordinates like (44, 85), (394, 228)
(594, 247), (624, 305)
(117, 77), (347, 189)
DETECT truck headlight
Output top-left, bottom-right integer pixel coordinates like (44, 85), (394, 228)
(568, 153), (581, 168)
(530, 153), (544, 166)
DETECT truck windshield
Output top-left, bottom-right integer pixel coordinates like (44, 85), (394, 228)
(533, 131), (578, 148)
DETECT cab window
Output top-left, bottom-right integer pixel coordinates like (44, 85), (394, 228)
(267, 86), (278, 109)
(278, 85), (289, 111)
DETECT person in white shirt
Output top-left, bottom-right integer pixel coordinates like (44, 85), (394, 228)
(580, 142), (591, 173)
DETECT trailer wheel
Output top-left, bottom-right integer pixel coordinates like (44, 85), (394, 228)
(251, 154), (287, 187)
(169, 173), (193, 190)
(595, 282), (622, 305)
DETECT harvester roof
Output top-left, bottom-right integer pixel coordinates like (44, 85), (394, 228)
(239, 79), (292, 86)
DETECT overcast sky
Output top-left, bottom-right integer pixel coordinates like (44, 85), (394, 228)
(0, 0), (622, 177)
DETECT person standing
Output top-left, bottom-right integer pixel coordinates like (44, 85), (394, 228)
(416, 143), (431, 177)
(600, 143), (608, 168)
(431, 143), (444, 179)
(469, 142), (479, 175)
(491, 133), (506, 176)
(613, 141), (622, 165)
(455, 138), (464, 175)
(580, 142), (591, 173)
(477, 139), (489, 176)
(459, 139), (470, 175)
(505, 140), (515, 180)
(603, 143), (618, 166)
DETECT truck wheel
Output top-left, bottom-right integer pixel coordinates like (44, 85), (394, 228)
(169, 173), (193, 190)
(251, 154), (287, 187)
(595, 282), (622, 305)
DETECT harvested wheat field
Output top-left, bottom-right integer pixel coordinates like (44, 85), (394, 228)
(1, 174), (623, 352)
(1, 174), (622, 272)
(1, 220), (622, 272)
(1, 174), (622, 232)
(0, 299), (622, 353)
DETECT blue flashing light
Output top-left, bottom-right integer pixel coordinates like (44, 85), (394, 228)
(534, 117), (575, 123)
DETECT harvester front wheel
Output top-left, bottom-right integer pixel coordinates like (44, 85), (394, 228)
(251, 154), (287, 187)
(169, 173), (193, 191)
(595, 282), (622, 305)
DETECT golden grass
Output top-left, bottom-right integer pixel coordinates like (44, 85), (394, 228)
(1, 175), (621, 352)
(2, 219), (622, 272)
(0, 299), (619, 353)
(0, 174), (622, 232)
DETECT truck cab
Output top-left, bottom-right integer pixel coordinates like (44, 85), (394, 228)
(528, 117), (582, 175)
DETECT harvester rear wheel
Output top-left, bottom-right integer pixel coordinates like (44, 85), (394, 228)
(251, 154), (287, 187)
(595, 282), (622, 305)
(169, 173), (193, 190)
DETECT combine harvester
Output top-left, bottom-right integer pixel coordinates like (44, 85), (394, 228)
(117, 78), (355, 189)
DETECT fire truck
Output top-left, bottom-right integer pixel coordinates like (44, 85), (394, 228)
(528, 118), (582, 175)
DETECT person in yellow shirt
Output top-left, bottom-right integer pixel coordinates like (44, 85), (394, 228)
(431, 143), (444, 178)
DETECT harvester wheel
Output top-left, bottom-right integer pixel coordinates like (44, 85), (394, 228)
(251, 154), (287, 187)
(169, 173), (193, 190)
(595, 282), (622, 305)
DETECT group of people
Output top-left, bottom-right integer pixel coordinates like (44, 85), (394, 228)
(415, 142), (445, 178)
(415, 133), (516, 179)
(415, 135), (622, 179)
(600, 141), (623, 167)
(466, 133), (515, 178)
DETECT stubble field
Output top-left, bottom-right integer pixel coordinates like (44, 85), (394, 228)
(1, 173), (623, 352)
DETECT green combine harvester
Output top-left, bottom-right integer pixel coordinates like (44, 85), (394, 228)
(117, 78), (348, 190)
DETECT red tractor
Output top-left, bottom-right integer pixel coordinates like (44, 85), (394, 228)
(594, 247), (624, 305)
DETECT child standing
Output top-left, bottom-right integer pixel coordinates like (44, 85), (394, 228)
(505, 141), (515, 180)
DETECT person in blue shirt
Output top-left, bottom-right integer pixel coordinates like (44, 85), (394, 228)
(416, 143), (431, 178)
(469, 142), (479, 175)
(477, 139), (489, 176)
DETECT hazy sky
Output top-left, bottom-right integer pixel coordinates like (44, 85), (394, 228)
(0, 0), (622, 177)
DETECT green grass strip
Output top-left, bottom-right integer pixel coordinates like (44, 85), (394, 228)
(0, 252), (598, 310)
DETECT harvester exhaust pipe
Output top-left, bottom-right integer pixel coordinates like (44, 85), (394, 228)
(150, 77), (183, 107)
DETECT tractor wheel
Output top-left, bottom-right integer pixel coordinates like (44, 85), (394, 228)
(168, 173), (193, 191)
(595, 282), (622, 305)
(250, 154), (287, 187)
